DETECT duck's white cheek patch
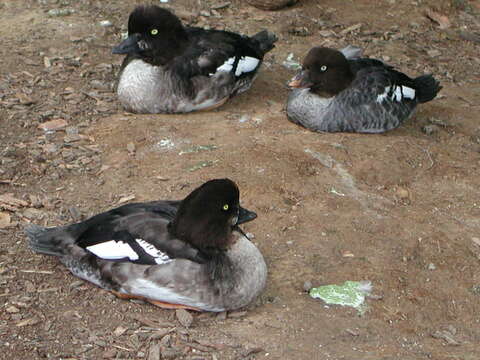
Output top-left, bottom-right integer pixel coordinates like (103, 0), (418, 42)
(135, 239), (172, 264)
(215, 56), (260, 76)
(86, 240), (139, 261)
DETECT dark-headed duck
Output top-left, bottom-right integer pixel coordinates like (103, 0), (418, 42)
(287, 46), (441, 133)
(113, 5), (277, 113)
(26, 179), (266, 312)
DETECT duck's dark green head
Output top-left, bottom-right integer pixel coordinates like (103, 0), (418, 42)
(289, 47), (354, 97)
(169, 179), (256, 256)
(112, 5), (189, 65)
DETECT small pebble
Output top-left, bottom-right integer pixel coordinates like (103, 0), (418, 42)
(48, 8), (74, 17)
(422, 124), (439, 135)
(99, 20), (113, 27)
(303, 281), (312, 292)
(427, 49), (441, 58)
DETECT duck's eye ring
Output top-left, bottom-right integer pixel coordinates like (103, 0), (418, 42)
(223, 204), (229, 211)
(150, 29), (158, 35)
(320, 65), (327, 72)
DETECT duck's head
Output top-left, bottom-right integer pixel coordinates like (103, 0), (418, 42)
(288, 47), (354, 97)
(169, 179), (257, 257)
(112, 5), (188, 65)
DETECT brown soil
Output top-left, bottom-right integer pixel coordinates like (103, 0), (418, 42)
(1, 0), (480, 359)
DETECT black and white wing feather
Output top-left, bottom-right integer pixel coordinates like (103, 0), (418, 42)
(72, 201), (206, 265)
(172, 28), (274, 80)
(331, 64), (419, 133)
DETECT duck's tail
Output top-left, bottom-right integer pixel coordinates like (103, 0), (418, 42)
(25, 224), (71, 257)
(252, 30), (278, 55)
(414, 74), (442, 103)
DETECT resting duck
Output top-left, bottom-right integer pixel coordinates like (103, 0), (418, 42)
(287, 46), (442, 133)
(112, 5), (277, 113)
(26, 179), (267, 312)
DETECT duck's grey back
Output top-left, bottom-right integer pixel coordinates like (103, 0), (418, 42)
(287, 87), (417, 133)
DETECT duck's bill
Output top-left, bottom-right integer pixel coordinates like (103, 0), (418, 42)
(288, 71), (313, 89)
(237, 206), (257, 225)
(112, 33), (141, 55)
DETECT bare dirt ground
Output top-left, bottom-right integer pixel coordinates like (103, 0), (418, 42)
(1, 0), (480, 359)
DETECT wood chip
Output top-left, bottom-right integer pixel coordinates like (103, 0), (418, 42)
(149, 328), (173, 340)
(126, 142), (136, 154)
(147, 343), (160, 360)
(459, 31), (480, 44)
(102, 349), (117, 359)
(128, 314), (174, 328)
(425, 9), (450, 29)
(345, 328), (359, 336)
(184, 342), (212, 353)
(6, 305), (20, 313)
(175, 309), (193, 328)
(16, 317), (41, 327)
(19, 269), (54, 274)
(240, 347), (263, 358)
(0, 194), (29, 210)
(340, 23), (362, 35)
(472, 237), (480, 247)
(431, 330), (460, 345)
(43, 56), (52, 68)
(113, 326), (127, 336)
(211, 2), (231, 10)
(38, 119), (68, 132)
(194, 339), (229, 350)
(117, 194), (136, 204)
(0, 212), (11, 228)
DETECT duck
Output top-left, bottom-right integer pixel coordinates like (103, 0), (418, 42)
(286, 46), (442, 133)
(112, 5), (277, 114)
(26, 179), (267, 312)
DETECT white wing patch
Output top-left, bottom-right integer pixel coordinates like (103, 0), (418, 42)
(86, 240), (139, 261)
(135, 239), (172, 264)
(376, 85), (416, 103)
(216, 57), (235, 73)
(215, 56), (260, 76)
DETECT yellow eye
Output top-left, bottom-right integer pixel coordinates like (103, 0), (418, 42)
(223, 204), (229, 211)
(150, 29), (158, 35)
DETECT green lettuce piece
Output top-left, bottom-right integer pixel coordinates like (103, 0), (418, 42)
(309, 281), (372, 309)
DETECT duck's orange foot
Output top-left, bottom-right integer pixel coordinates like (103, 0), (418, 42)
(147, 299), (203, 312)
(111, 290), (141, 300)
(198, 97), (228, 111)
(110, 290), (202, 311)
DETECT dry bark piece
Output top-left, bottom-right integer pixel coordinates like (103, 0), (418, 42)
(425, 9), (451, 29)
(246, 0), (298, 10)
(147, 343), (160, 360)
(176, 308), (193, 328)
(113, 326), (127, 336)
(0, 212), (11, 228)
(459, 31), (480, 44)
(37, 119), (68, 132)
(16, 317), (41, 327)
(0, 194), (29, 211)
